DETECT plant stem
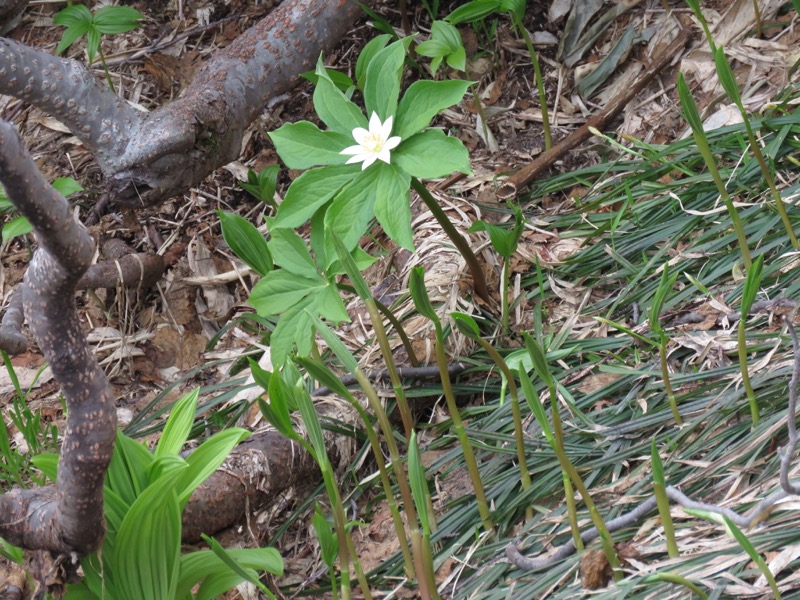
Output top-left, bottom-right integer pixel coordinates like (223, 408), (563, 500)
(473, 338), (533, 520)
(654, 482), (679, 558)
(374, 297), (420, 367)
(737, 319), (760, 425)
(365, 299), (414, 440)
(646, 572), (709, 599)
(411, 177), (490, 304)
(435, 336), (494, 532)
(501, 260), (510, 335)
(658, 332), (683, 425)
(516, 23), (551, 150)
(98, 47), (116, 93)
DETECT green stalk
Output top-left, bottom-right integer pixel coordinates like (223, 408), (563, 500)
(318, 460), (353, 598)
(501, 259), (510, 335)
(374, 297), (420, 367)
(651, 440), (679, 558)
(97, 46), (116, 93)
(365, 298), (414, 440)
(644, 572), (709, 599)
(737, 317), (759, 425)
(411, 178), (490, 304)
(545, 377), (621, 578)
(472, 338), (533, 520)
(435, 337), (493, 532)
(658, 332), (683, 425)
(410, 531), (437, 600)
(516, 22), (551, 150)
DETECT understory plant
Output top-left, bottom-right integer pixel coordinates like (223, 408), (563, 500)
(52, 389), (283, 600)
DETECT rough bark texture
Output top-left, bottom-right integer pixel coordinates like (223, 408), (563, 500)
(0, 121), (116, 555)
(0, 0), (360, 208)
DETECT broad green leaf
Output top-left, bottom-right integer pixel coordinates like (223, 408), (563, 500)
(518, 368), (555, 447)
(395, 80), (471, 141)
(269, 121), (351, 169)
(356, 34), (392, 90)
(106, 432), (152, 506)
(313, 58), (367, 134)
(523, 332), (555, 387)
(259, 374), (296, 439)
(249, 270), (326, 317)
(415, 20), (465, 74)
(51, 177), (83, 197)
(53, 5), (93, 55)
(179, 429), (250, 505)
(93, 6), (144, 34)
(155, 388), (199, 459)
(307, 313), (360, 374)
(177, 548), (282, 599)
(374, 164), (412, 249)
(2, 216), (32, 243)
(268, 228), (319, 278)
(294, 383), (327, 460)
(363, 38), (411, 121)
(446, 0), (502, 24)
(86, 28), (101, 64)
(445, 45), (467, 71)
(451, 311), (481, 339)
(316, 282), (350, 323)
(323, 165), (383, 264)
(301, 67), (354, 92)
(240, 166), (279, 205)
(273, 164), (357, 228)
(393, 129), (471, 178)
(247, 357), (272, 390)
(30, 452), (58, 481)
(330, 232), (371, 299)
(63, 583), (100, 600)
(218, 210), (273, 276)
(469, 220), (516, 258)
(501, 0), (526, 23)
(293, 355), (356, 402)
(200, 535), (273, 597)
(269, 295), (316, 364)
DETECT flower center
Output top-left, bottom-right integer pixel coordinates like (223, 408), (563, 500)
(363, 132), (383, 153)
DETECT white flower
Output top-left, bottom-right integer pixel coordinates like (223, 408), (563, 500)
(340, 112), (401, 170)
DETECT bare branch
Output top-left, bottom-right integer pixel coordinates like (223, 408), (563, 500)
(0, 121), (115, 555)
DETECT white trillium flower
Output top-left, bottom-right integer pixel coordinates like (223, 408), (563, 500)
(340, 112), (402, 170)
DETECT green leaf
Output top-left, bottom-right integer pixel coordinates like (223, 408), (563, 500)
(294, 383), (327, 462)
(247, 357), (272, 390)
(323, 165), (383, 263)
(240, 166), (279, 205)
(395, 80), (471, 139)
(269, 295), (317, 364)
(713, 47), (743, 108)
(408, 430), (431, 535)
(249, 270), (326, 317)
(218, 211), (273, 276)
(415, 21), (465, 74)
(741, 254), (764, 314)
(356, 34), (392, 90)
(93, 6), (144, 34)
(301, 67), (354, 92)
(2, 215), (32, 243)
(259, 374), (296, 439)
(312, 506), (339, 566)
(85, 27), (101, 64)
(446, 0), (502, 24)
(273, 164), (357, 229)
(363, 38), (412, 121)
(677, 72), (704, 134)
(177, 548), (282, 599)
(30, 452), (59, 481)
(374, 164), (413, 249)
(200, 535), (273, 597)
(294, 355), (356, 401)
(445, 45), (467, 71)
(51, 176), (83, 197)
(53, 5), (93, 55)
(307, 313), (360, 374)
(409, 267), (439, 325)
(393, 129), (471, 179)
(267, 228), (319, 278)
(522, 332), (555, 387)
(330, 231), (372, 300)
(316, 283), (350, 323)
(469, 220), (516, 258)
(518, 368), (555, 447)
(313, 58), (367, 134)
(178, 429), (250, 505)
(648, 264), (678, 329)
(269, 121), (351, 169)
(154, 389), (199, 459)
(451, 311), (482, 339)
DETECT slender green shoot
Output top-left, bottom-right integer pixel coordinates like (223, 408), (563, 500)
(714, 47), (798, 248)
(642, 572), (709, 599)
(738, 254), (764, 425)
(677, 72), (752, 268)
(648, 264), (682, 425)
(684, 0), (716, 53)
(410, 268), (493, 532)
(409, 431), (442, 600)
(515, 21), (551, 149)
(651, 439), (679, 558)
(452, 313), (533, 521)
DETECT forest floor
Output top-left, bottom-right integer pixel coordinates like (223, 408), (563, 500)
(3, 0), (800, 598)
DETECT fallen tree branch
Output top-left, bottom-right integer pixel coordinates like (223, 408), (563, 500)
(495, 27), (691, 200)
(505, 315), (800, 573)
(0, 120), (115, 555)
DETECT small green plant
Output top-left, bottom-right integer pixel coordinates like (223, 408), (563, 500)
(54, 388), (282, 599)
(415, 20), (466, 75)
(0, 177), (82, 244)
(409, 267), (493, 532)
(408, 431), (441, 600)
(53, 4), (144, 92)
(677, 72), (752, 268)
(239, 165), (279, 209)
(311, 505), (340, 599)
(649, 263), (682, 425)
(469, 205), (525, 334)
(738, 254), (764, 425)
(650, 439), (679, 558)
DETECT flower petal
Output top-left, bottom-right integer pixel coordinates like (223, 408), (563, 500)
(377, 148), (392, 164)
(368, 112), (382, 134)
(351, 127), (370, 144)
(346, 154), (367, 165)
(384, 136), (401, 151)
(341, 144), (366, 155)
(362, 154), (378, 170)
(381, 115), (394, 139)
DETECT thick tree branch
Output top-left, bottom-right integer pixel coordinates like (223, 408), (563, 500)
(0, 121), (115, 555)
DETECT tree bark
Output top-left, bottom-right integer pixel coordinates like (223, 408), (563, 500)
(0, 0), (360, 208)
(0, 121), (115, 555)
